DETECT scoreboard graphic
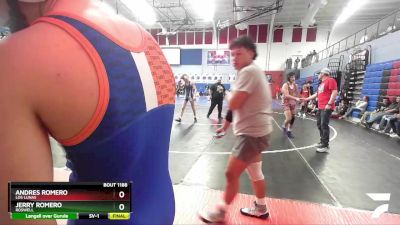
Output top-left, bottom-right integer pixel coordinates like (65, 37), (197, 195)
(8, 182), (131, 220)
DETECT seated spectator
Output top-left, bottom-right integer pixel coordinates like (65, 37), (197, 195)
(378, 104), (400, 133)
(307, 100), (318, 116)
(363, 96), (400, 128)
(307, 81), (314, 95)
(360, 97), (390, 124)
(275, 86), (281, 99)
(299, 83), (312, 118)
(389, 114), (400, 138)
(332, 99), (349, 118)
(339, 96), (369, 119)
(314, 50), (319, 63)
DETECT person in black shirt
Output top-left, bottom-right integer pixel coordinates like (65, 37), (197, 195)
(207, 79), (226, 119)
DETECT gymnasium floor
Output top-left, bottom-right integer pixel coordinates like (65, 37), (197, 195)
(52, 96), (400, 224)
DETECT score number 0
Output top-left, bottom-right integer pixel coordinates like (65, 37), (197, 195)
(118, 191), (126, 211)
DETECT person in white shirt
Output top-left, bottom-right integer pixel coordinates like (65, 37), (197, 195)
(339, 96), (369, 119)
(199, 36), (272, 223)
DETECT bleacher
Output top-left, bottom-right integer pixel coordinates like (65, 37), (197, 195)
(296, 59), (400, 120)
(362, 59), (400, 113)
(295, 76), (315, 92)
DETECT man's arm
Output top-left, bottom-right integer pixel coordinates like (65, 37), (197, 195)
(0, 48), (55, 225)
(228, 91), (250, 110)
(221, 110), (232, 131)
(305, 93), (318, 101)
(327, 90), (338, 106)
(208, 84), (213, 97)
(216, 110), (233, 135)
(386, 108), (399, 113)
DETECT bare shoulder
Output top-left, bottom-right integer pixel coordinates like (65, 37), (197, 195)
(0, 23), (66, 97)
(0, 21), (100, 140)
(282, 82), (288, 89)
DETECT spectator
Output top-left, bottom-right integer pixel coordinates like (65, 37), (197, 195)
(308, 81), (314, 95)
(294, 57), (300, 69)
(307, 100), (318, 116)
(275, 86), (281, 99)
(307, 52), (313, 65)
(286, 58), (292, 70)
(389, 113), (400, 138)
(314, 50), (319, 62)
(363, 96), (400, 128)
(339, 96), (369, 119)
(332, 99), (349, 118)
(301, 58), (306, 68)
(360, 97), (390, 124)
(299, 82), (311, 118)
(378, 103), (400, 133)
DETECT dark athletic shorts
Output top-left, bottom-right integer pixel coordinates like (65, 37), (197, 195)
(232, 134), (271, 163)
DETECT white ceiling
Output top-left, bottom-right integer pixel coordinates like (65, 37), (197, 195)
(105, 0), (400, 32)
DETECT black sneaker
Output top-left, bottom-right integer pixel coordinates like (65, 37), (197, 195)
(316, 145), (329, 153)
(315, 142), (324, 148)
(364, 122), (372, 129)
(175, 118), (182, 123)
(194, 117), (197, 122)
(287, 131), (295, 139)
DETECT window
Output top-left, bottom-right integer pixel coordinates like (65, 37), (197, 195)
(306, 27), (317, 42)
(273, 26), (283, 42)
(257, 24), (268, 43)
(292, 26), (302, 42)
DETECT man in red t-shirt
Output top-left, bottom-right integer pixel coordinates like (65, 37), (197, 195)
(304, 68), (338, 152)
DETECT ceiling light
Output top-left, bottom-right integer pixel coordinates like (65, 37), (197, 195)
(121, 0), (157, 25)
(334, 0), (368, 26)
